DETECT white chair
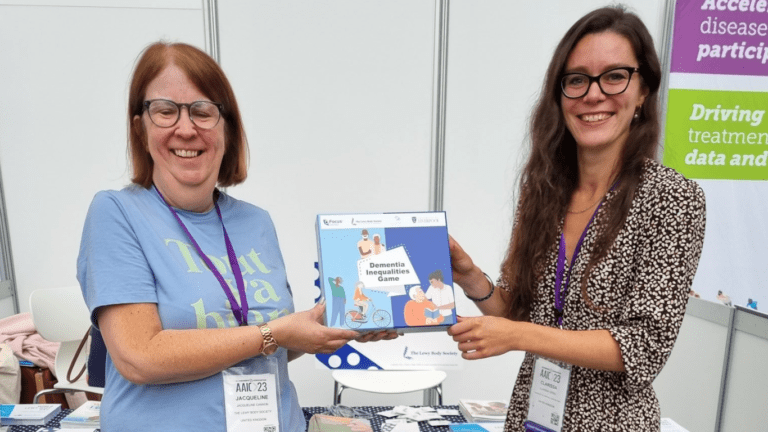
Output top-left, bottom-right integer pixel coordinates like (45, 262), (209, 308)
(29, 286), (104, 403)
(332, 369), (446, 405)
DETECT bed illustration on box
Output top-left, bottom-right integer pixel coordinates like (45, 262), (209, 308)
(316, 212), (455, 333)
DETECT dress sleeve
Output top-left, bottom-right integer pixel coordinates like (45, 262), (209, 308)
(77, 192), (158, 328)
(608, 178), (706, 391)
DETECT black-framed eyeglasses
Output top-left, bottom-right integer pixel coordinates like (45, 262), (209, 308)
(143, 99), (224, 129)
(560, 67), (639, 99)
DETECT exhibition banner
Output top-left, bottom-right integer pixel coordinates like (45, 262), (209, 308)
(665, 89), (767, 179)
(670, 0), (768, 76)
(665, 0), (768, 179)
(664, 0), (767, 310)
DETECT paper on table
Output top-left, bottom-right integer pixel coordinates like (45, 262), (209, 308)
(36, 428), (97, 432)
(437, 409), (459, 416)
(660, 418), (690, 432)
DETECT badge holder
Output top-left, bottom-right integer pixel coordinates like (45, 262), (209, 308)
(223, 354), (284, 432)
(523, 356), (572, 432)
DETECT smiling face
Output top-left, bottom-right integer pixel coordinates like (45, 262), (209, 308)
(135, 63), (226, 208)
(561, 31), (648, 155)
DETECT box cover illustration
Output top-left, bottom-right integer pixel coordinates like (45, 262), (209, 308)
(316, 212), (455, 333)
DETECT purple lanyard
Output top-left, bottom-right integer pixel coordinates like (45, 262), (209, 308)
(524, 421), (558, 432)
(155, 186), (249, 326)
(553, 195), (609, 328)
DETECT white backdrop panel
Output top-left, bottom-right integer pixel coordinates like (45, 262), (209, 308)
(693, 180), (768, 306)
(653, 306), (729, 432)
(216, 0), (438, 407)
(0, 1), (205, 318)
(720, 319), (768, 431)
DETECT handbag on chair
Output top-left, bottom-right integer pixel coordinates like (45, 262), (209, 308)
(67, 326), (106, 388)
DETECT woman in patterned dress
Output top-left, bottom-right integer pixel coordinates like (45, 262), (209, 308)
(448, 6), (706, 431)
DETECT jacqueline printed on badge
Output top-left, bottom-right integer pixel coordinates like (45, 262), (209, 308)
(223, 373), (279, 432)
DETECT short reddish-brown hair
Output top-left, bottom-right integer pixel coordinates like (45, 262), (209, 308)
(128, 42), (248, 187)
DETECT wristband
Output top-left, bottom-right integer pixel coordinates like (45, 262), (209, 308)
(463, 272), (495, 302)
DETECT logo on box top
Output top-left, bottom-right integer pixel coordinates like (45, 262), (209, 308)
(355, 217), (383, 225)
(413, 216), (440, 224)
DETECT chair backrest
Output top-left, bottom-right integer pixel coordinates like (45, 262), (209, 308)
(29, 286), (91, 343)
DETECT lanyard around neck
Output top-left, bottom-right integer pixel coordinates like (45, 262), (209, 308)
(553, 192), (611, 328)
(154, 186), (249, 326)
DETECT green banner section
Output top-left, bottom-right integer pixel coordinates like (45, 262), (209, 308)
(663, 89), (768, 180)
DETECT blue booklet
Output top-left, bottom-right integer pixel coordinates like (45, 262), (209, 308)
(316, 212), (456, 333)
(0, 404), (61, 426)
(449, 424), (504, 432)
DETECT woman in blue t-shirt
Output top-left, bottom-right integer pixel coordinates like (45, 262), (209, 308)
(77, 42), (395, 432)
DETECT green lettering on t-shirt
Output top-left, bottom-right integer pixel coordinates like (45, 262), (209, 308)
(251, 279), (281, 303)
(207, 254), (227, 274)
(247, 249), (272, 274)
(191, 298), (226, 329)
(249, 309), (265, 325)
(267, 308), (291, 321)
(166, 239), (202, 273)
(238, 256), (256, 275)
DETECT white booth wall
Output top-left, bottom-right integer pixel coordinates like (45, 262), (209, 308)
(216, 0), (440, 407)
(0, 0), (714, 412)
(0, 0), (207, 316)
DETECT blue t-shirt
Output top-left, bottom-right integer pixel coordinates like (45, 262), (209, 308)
(77, 185), (305, 432)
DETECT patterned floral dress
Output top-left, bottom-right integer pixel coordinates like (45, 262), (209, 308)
(500, 159), (706, 431)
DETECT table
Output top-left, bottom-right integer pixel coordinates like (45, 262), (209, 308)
(9, 405), (469, 432)
(6, 409), (73, 432)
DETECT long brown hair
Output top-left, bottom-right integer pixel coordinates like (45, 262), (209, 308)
(500, 6), (661, 321)
(128, 42), (248, 188)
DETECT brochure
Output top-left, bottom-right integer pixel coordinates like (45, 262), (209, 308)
(59, 400), (100, 428)
(307, 414), (373, 432)
(316, 212), (455, 333)
(458, 400), (508, 422)
(449, 423), (504, 432)
(0, 403), (61, 426)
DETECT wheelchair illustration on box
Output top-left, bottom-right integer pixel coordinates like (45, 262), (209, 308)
(344, 300), (391, 329)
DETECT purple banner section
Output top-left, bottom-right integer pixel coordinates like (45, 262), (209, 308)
(671, 0), (768, 76)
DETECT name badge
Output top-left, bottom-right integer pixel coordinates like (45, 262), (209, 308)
(223, 372), (279, 432)
(524, 356), (572, 432)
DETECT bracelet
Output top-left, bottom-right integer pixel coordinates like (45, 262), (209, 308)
(463, 272), (495, 302)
